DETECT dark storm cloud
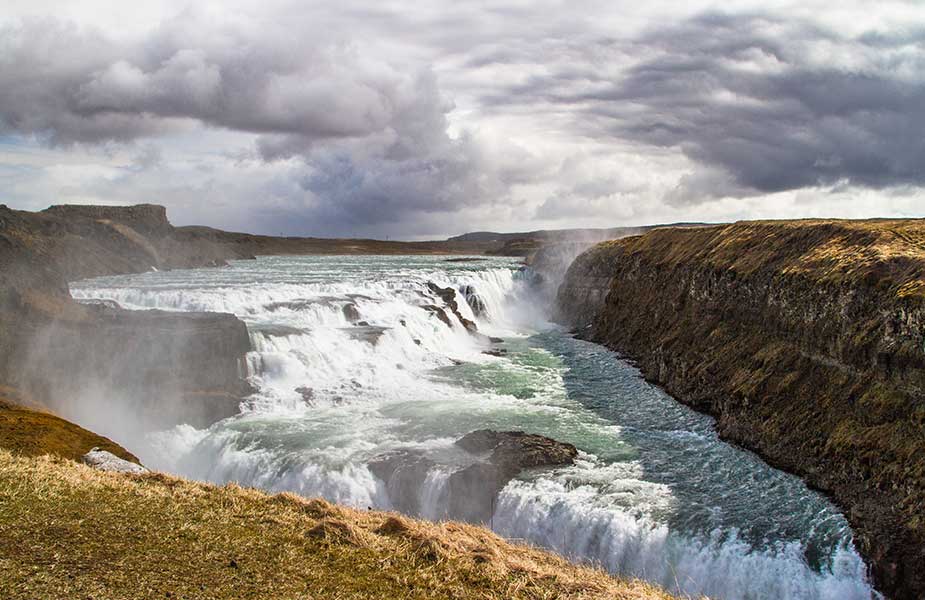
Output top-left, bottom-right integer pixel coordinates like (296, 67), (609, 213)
(0, 13), (546, 234)
(0, 17), (426, 144)
(487, 12), (925, 200)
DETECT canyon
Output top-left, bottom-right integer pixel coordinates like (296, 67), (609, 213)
(1, 203), (921, 598)
(556, 220), (925, 599)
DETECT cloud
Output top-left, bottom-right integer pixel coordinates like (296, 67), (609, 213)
(0, 3), (924, 237)
(0, 11), (549, 235)
(492, 12), (925, 202)
(0, 16), (428, 144)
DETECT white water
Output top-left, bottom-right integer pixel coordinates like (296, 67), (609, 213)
(72, 255), (878, 600)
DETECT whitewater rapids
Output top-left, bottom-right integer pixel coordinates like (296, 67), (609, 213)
(72, 255), (878, 600)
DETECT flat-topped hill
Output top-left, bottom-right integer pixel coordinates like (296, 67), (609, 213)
(593, 219), (925, 296)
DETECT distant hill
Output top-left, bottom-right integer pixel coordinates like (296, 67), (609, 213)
(449, 223), (715, 257)
(447, 223), (711, 243)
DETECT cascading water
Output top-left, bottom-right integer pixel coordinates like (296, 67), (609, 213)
(72, 255), (878, 600)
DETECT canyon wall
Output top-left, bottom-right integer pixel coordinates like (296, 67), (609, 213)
(557, 220), (925, 600)
(0, 204), (253, 431)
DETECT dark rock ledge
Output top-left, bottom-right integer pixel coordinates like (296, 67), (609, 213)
(370, 430), (578, 525)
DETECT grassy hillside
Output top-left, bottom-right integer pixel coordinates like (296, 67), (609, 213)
(0, 450), (676, 600)
(0, 388), (137, 463)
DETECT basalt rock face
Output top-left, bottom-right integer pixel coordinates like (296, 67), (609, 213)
(0, 204), (254, 432)
(449, 430), (578, 524)
(4, 304), (252, 431)
(426, 282), (479, 333)
(557, 220), (925, 600)
(369, 430), (578, 524)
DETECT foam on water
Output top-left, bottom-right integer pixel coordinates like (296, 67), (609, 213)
(72, 255), (879, 600)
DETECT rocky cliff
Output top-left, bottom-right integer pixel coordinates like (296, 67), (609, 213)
(0, 204), (254, 432)
(557, 220), (925, 600)
(0, 202), (510, 435)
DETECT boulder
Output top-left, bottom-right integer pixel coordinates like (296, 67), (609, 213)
(81, 448), (148, 474)
(461, 285), (487, 318)
(448, 430), (578, 524)
(342, 303), (362, 323)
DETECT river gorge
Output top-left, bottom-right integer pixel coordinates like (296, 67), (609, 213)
(68, 254), (876, 600)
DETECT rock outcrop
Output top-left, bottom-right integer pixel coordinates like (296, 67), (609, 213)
(370, 430), (578, 524)
(0, 204), (254, 431)
(426, 282), (479, 333)
(448, 430), (578, 523)
(81, 447), (148, 474)
(556, 219), (925, 600)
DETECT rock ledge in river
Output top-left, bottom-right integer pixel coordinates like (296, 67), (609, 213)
(448, 430), (578, 524)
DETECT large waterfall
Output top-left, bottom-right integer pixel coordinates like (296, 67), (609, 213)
(72, 255), (877, 600)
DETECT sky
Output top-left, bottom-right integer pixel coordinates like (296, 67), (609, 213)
(1, 1), (923, 239)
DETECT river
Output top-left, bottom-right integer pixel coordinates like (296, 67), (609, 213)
(71, 255), (876, 600)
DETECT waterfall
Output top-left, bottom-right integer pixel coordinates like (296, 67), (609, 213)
(72, 255), (878, 600)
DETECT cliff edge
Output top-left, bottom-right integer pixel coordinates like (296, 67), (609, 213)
(0, 204), (253, 431)
(557, 219), (925, 600)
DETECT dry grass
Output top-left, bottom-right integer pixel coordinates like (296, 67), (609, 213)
(600, 218), (925, 299)
(0, 389), (137, 463)
(0, 450), (679, 600)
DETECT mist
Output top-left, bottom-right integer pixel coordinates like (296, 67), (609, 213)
(13, 302), (250, 458)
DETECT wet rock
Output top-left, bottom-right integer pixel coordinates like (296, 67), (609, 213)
(250, 324), (307, 337)
(461, 285), (487, 318)
(342, 303), (361, 323)
(482, 349), (507, 357)
(369, 450), (436, 516)
(81, 448), (148, 474)
(426, 282), (479, 333)
(341, 325), (389, 345)
(75, 298), (123, 310)
(422, 305), (452, 328)
(294, 386), (315, 404)
(448, 430), (578, 524)
(369, 430), (577, 525)
(264, 297), (341, 312)
(456, 430), (578, 470)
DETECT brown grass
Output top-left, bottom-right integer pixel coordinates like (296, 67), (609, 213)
(0, 389), (137, 463)
(0, 450), (680, 600)
(600, 218), (925, 299)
